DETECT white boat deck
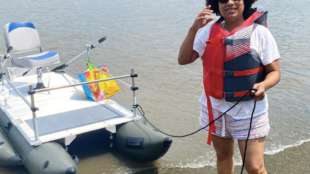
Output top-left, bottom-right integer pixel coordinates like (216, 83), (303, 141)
(0, 71), (136, 146)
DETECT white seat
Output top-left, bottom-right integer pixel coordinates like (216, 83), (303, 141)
(13, 51), (59, 69)
(4, 22), (60, 69)
(4, 22), (60, 89)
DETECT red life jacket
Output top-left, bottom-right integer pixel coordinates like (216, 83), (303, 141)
(201, 9), (268, 145)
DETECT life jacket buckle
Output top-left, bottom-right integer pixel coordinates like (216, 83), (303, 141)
(221, 37), (226, 44)
(223, 38), (234, 45)
(224, 92), (234, 98)
(223, 70), (234, 77)
(221, 37), (232, 45)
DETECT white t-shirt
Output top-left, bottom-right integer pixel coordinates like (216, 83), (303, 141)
(193, 23), (280, 119)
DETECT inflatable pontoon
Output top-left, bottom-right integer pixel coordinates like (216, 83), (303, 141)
(0, 22), (172, 174)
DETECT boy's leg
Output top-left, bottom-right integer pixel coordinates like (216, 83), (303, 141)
(212, 134), (235, 174)
(238, 137), (267, 174)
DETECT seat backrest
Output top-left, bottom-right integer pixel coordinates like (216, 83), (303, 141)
(4, 22), (41, 54)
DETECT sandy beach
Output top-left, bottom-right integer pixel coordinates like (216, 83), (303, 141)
(263, 142), (310, 174)
(161, 141), (310, 174)
(235, 142), (310, 174)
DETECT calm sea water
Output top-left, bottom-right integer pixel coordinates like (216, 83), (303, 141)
(0, 0), (309, 173)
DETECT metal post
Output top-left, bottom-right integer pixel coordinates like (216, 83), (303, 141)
(0, 57), (7, 107)
(86, 44), (91, 62)
(37, 68), (42, 83)
(131, 69), (137, 118)
(29, 85), (40, 144)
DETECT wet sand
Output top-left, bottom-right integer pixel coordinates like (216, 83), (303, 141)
(263, 142), (310, 174)
(160, 141), (310, 174)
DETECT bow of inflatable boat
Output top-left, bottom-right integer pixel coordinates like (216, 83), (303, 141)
(116, 121), (172, 161)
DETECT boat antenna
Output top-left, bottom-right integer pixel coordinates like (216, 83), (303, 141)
(51, 37), (106, 72)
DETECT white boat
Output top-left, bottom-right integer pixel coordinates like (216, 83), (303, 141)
(0, 22), (172, 174)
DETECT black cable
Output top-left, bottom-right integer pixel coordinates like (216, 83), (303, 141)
(137, 89), (253, 138)
(240, 100), (257, 174)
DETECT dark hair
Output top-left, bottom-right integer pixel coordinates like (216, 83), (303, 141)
(206, 0), (258, 19)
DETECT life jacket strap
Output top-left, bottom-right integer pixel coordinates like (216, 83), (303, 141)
(206, 37), (251, 45)
(223, 38), (251, 45)
(223, 66), (264, 77)
(203, 71), (216, 145)
(206, 37), (223, 45)
(223, 91), (251, 98)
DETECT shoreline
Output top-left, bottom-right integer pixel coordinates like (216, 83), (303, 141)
(1, 141), (310, 173)
(163, 141), (310, 174)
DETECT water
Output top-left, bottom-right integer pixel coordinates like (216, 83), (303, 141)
(0, 0), (309, 173)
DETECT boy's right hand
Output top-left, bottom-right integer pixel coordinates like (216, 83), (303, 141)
(191, 5), (214, 31)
